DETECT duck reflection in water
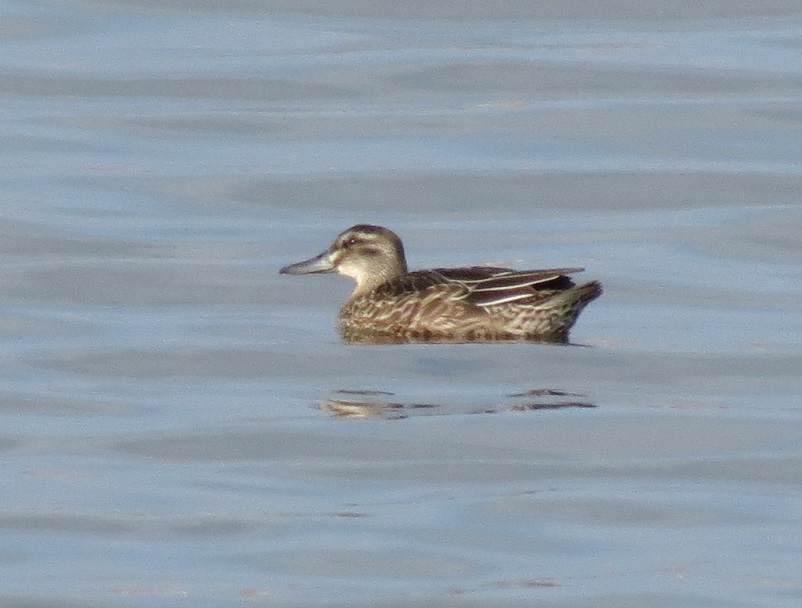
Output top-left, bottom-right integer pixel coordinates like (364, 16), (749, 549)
(280, 224), (602, 344)
(323, 389), (595, 420)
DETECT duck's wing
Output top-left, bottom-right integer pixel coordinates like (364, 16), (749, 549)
(439, 267), (584, 307)
(371, 270), (471, 299)
(375, 267), (584, 307)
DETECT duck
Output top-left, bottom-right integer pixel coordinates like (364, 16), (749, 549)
(279, 224), (602, 343)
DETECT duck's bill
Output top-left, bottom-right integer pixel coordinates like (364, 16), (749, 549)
(279, 250), (335, 275)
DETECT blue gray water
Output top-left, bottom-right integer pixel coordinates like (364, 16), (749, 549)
(2, 1), (802, 606)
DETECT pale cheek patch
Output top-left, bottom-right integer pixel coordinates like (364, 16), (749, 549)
(336, 260), (364, 282)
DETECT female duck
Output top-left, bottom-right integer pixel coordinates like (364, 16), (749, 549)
(280, 224), (602, 343)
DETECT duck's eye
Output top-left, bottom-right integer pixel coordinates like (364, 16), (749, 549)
(344, 237), (358, 248)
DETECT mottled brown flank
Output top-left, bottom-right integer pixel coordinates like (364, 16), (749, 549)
(338, 269), (602, 343)
(281, 224), (603, 343)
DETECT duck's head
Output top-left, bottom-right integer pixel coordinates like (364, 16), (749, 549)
(280, 224), (408, 293)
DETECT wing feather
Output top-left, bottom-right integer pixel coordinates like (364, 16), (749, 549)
(373, 267), (584, 309)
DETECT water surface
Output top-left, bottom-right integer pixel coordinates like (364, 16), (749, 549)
(1, 1), (802, 606)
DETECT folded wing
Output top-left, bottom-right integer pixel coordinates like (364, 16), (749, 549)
(376, 267), (585, 307)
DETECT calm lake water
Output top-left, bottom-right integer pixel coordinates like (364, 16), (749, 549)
(2, 1), (802, 606)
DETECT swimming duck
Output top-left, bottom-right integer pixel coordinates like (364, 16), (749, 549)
(280, 224), (602, 343)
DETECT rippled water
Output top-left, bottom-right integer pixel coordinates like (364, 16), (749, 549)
(2, 1), (802, 606)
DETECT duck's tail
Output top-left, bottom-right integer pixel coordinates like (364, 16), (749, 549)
(524, 280), (603, 341)
(569, 280), (603, 310)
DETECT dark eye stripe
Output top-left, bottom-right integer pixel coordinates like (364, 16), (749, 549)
(343, 236), (366, 248)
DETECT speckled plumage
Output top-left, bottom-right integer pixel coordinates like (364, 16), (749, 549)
(280, 224), (602, 343)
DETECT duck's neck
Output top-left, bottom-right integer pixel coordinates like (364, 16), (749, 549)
(347, 255), (407, 297)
